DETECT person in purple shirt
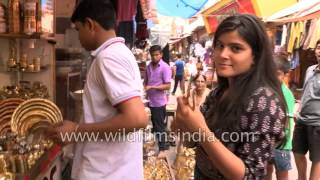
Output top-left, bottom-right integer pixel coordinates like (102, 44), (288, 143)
(144, 45), (172, 155)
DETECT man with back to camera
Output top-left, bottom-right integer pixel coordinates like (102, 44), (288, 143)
(171, 54), (185, 95)
(47, 0), (148, 179)
(293, 39), (320, 180)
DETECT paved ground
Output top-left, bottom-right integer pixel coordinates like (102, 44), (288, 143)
(163, 82), (312, 180)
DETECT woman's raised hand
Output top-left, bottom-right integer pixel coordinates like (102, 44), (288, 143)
(172, 96), (209, 135)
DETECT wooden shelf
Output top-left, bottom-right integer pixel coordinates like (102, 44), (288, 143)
(0, 65), (50, 73)
(0, 33), (41, 39)
(0, 33), (55, 42)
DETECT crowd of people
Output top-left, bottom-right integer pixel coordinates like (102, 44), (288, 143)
(45, 0), (320, 179)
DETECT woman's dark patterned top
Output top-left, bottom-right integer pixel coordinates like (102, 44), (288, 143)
(195, 87), (286, 179)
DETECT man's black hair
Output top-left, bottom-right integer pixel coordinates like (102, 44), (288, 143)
(149, 45), (162, 54)
(71, 0), (116, 31)
(274, 54), (291, 74)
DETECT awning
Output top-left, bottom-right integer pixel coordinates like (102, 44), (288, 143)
(168, 38), (182, 44)
(201, 0), (256, 33)
(156, 0), (208, 18)
(185, 17), (205, 34)
(201, 0), (297, 33)
(168, 34), (191, 44)
(266, 0), (320, 22)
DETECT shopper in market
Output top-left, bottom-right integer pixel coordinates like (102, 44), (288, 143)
(185, 57), (198, 80)
(266, 54), (295, 180)
(174, 73), (210, 167)
(187, 73), (211, 111)
(47, 0), (148, 179)
(178, 73), (211, 150)
(293, 39), (320, 180)
(171, 54), (185, 95)
(172, 14), (287, 179)
(144, 45), (172, 157)
(196, 57), (204, 74)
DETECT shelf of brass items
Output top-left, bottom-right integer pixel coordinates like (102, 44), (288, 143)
(3, 65), (50, 73)
(14, 145), (62, 180)
(0, 82), (50, 100)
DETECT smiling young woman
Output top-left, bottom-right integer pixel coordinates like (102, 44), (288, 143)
(173, 14), (287, 179)
(214, 30), (254, 80)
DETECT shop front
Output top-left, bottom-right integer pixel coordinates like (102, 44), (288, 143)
(0, 0), (64, 179)
(266, 0), (320, 99)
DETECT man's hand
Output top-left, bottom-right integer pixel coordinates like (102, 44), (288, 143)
(46, 120), (78, 145)
(145, 85), (154, 91)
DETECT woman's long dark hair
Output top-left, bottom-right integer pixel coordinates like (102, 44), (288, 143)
(208, 14), (287, 131)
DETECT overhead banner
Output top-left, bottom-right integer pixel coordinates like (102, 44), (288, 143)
(202, 0), (255, 33)
(201, 0), (297, 33)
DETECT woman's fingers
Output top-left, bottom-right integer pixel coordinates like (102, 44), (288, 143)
(186, 80), (192, 98)
(192, 92), (196, 111)
(175, 96), (193, 133)
(176, 96), (190, 114)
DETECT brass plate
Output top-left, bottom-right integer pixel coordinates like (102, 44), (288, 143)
(13, 111), (57, 136)
(13, 104), (59, 122)
(0, 105), (17, 114)
(12, 98), (62, 121)
(18, 114), (53, 136)
(0, 122), (10, 135)
(0, 98), (24, 110)
(0, 99), (24, 134)
(25, 121), (52, 135)
(0, 98), (24, 106)
(0, 115), (11, 128)
(0, 99), (24, 119)
(11, 98), (62, 134)
(0, 107), (16, 122)
(13, 105), (59, 130)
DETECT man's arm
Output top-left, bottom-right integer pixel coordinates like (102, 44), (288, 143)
(78, 97), (148, 134)
(150, 83), (171, 91)
(48, 97), (148, 144)
(144, 66), (148, 86)
(172, 66), (176, 77)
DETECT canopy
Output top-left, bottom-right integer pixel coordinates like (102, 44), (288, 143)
(266, 0), (320, 22)
(156, 0), (208, 18)
(200, 0), (297, 33)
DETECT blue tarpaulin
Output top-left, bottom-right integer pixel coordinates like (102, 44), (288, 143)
(156, 0), (208, 18)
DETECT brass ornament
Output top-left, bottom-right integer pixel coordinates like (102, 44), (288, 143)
(11, 98), (62, 136)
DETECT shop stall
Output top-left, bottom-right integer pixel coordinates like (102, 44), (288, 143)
(0, 0), (63, 179)
(266, 0), (320, 97)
